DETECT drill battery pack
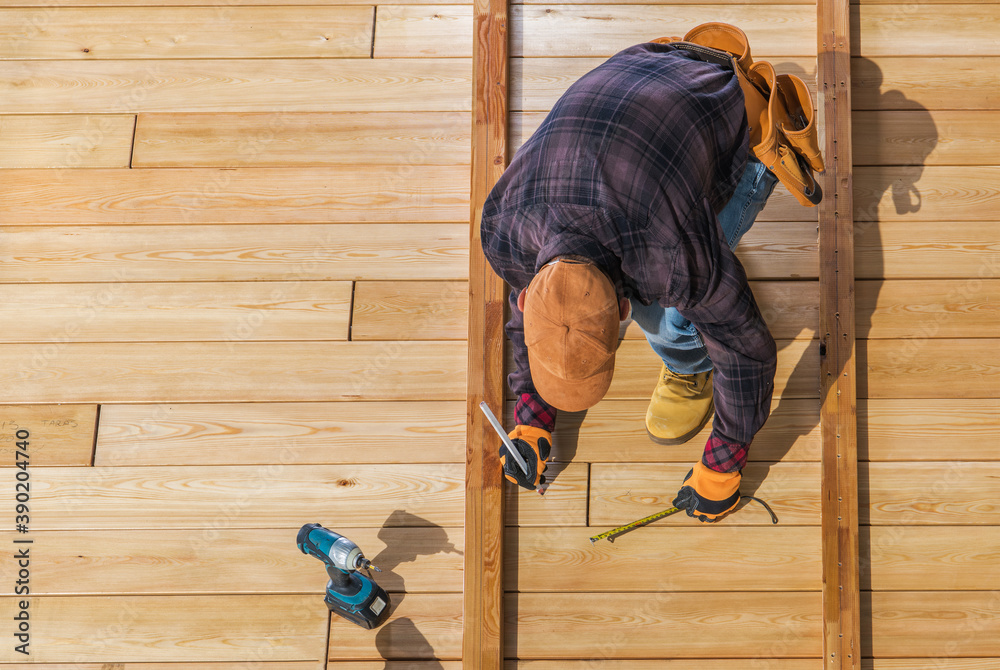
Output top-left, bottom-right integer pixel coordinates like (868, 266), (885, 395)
(325, 571), (391, 630)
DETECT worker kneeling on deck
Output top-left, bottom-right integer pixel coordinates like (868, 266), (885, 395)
(481, 32), (821, 522)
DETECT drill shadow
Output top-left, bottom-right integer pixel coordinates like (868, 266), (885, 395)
(370, 510), (463, 668)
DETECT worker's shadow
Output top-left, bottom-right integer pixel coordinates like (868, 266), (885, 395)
(371, 510), (462, 669)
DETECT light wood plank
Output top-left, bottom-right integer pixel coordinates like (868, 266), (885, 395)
(865, 527), (1000, 591)
(96, 401), (466, 466)
(0, 405), (96, 466)
(506, 592), (822, 658)
(328, 593), (462, 660)
(507, 526), (821, 591)
(852, 57), (1000, 111)
(857, 280), (1000, 339)
(510, 6), (817, 57)
(0, 167), (468, 225)
(591, 461), (822, 526)
(527, 397), (820, 462)
(1, 342), (466, 404)
(6, 0), (447, 4)
(862, 462), (1000, 525)
(855, 222), (1000, 280)
(0, 281), (352, 343)
(859, 339), (1000, 399)
(509, 663), (824, 669)
(374, 5), (473, 58)
(864, 661), (1000, 670)
(853, 111), (1000, 167)
(853, 6), (1000, 57)
(504, 462), (588, 526)
(866, 592), (1000, 657)
(0, 224), (469, 283)
(512, 56), (817, 112)
(0, 595), (327, 662)
(329, 664), (462, 670)
(0, 115), (133, 168)
(859, 399), (1000, 461)
(0, 526), (463, 595)
(1, 464), (464, 530)
(133, 112), (470, 167)
(0, 7), (374, 60)
(0, 59), (471, 114)
(855, 167), (1000, 223)
(353, 281), (468, 340)
(736, 221), (819, 278)
(0, 665), (320, 670)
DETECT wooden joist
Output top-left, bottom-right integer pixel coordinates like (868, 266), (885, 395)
(353, 280), (469, 341)
(95, 401), (467, 466)
(0, 404), (96, 465)
(0, 342), (467, 404)
(0, 167), (468, 225)
(132, 112), (471, 167)
(0, 281), (353, 343)
(2, 463), (464, 530)
(0, 7), (375, 59)
(0, 59), (472, 114)
(0, 526), (463, 595)
(0, 224), (469, 283)
(0, 114), (134, 168)
(859, 399), (1000, 461)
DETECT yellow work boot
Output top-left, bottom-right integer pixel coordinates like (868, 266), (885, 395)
(645, 365), (715, 445)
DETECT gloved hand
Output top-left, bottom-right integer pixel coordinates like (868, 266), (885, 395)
(672, 462), (741, 522)
(500, 425), (551, 490)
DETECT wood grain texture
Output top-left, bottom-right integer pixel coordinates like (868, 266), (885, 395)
(505, 592), (823, 658)
(0, 595), (327, 662)
(507, 526), (822, 591)
(328, 593), (462, 660)
(0, 281), (352, 343)
(0, 114), (134, 168)
(857, 280), (1000, 339)
(735, 222), (819, 278)
(96, 401), (466, 466)
(508, 662), (823, 669)
(852, 111), (1000, 167)
(510, 6), (818, 57)
(353, 280), (468, 340)
(374, 5), (473, 58)
(0, 59), (471, 114)
(0, 526), (463, 595)
(0, 405), (96, 466)
(504, 462), (588, 527)
(865, 592), (1000, 657)
(862, 462), (1000, 525)
(864, 661), (1000, 670)
(133, 112), (471, 167)
(858, 339), (1000, 399)
(0, 224), (469, 283)
(854, 167), (1000, 223)
(853, 6), (1000, 57)
(590, 461), (822, 526)
(513, 397), (820, 463)
(0, 464), (464, 530)
(0, 665), (321, 670)
(852, 57), (1000, 111)
(0, 167), (468, 225)
(864, 526), (1000, 591)
(512, 56), (817, 112)
(855, 222), (1000, 280)
(0, 7), (374, 60)
(859, 399), (1000, 461)
(1, 342), (466, 404)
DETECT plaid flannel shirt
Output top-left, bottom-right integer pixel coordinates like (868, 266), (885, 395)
(481, 43), (777, 473)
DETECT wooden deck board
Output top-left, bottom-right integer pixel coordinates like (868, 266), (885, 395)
(374, 5), (474, 58)
(855, 167), (1000, 223)
(0, 114), (134, 168)
(865, 527), (1000, 591)
(859, 339), (1000, 399)
(852, 57), (1000, 111)
(353, 280), (469, 340)
(853, 6), (1000, 57)
(327, 593), (463, 660)
(866, 592), (1000, 658)
(862, 462), (1000, 525)
(859, 399), (1000, 461)
(855, 222), (1000, 280)
(853, 111), (1000, 167)
(0, 405), (96, 465)
(857, 280), (1000, 339)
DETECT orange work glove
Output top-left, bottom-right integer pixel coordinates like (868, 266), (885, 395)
(500, 425), (551, 490)
(672, 462), (741, 522)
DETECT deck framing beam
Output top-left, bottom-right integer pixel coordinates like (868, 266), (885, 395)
(464, 0), (510, 665)
(818, 0), (862, 667)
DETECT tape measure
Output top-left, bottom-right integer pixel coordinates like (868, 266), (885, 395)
(589, 506), (683, 544)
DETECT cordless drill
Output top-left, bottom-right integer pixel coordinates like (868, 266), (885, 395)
(296, 523), (391, 629)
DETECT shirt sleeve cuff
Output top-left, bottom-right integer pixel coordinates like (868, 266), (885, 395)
(701, 433), (750, 473)
(514, 392), (557, 432)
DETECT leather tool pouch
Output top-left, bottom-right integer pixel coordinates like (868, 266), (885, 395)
(653, 23), (825, 207)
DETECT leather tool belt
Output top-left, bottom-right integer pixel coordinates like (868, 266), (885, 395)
(653, 23), (825, 207)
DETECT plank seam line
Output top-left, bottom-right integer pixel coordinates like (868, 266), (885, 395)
(347, 280), (357, 341)
(128, 114), (138, 169)
(370, 6), (377, 59)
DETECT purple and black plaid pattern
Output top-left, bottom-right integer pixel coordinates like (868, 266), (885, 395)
(482, 43), (777, 465)
(702, 435), (749, 473)
(514, 393), (557, 432)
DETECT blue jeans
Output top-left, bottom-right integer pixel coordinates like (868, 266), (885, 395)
(629, 156), (778, 375)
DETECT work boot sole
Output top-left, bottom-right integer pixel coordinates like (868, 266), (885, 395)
(644, 399), (715, 446)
